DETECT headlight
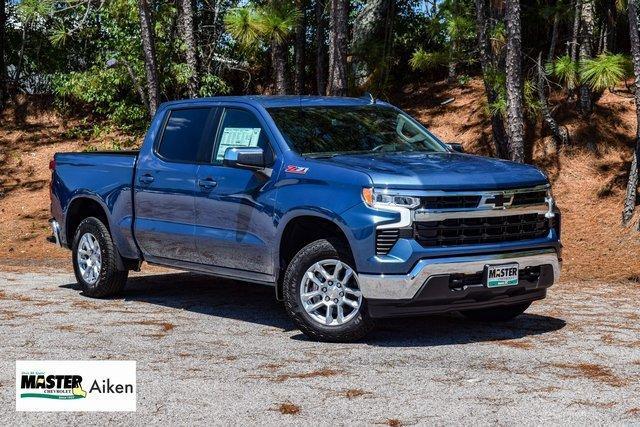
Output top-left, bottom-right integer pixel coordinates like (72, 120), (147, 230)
(362, 188), (420, 209)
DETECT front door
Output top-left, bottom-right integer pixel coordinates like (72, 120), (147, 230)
(134, 107), (216, 263)
(194, 106), (279, 275)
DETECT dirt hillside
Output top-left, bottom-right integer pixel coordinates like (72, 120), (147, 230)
(2, 82), (640, 282)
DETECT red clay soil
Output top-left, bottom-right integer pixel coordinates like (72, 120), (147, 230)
(2, 81), (640, 282)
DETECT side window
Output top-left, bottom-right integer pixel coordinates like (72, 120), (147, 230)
(213, 108), (274, 164)
(158, 108), (211, 162)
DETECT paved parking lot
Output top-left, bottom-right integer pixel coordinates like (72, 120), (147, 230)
(1, 269), (639, 424)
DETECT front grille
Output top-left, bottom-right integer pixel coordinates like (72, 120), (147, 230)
(511, 191), (547, 206)
(420, 195), (481, 209)
(376, 229), (400, 255)
(418, 190), (547, 210)
(415, 213), (550, 247)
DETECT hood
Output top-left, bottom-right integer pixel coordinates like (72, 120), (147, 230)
(315, 152), (548, 191)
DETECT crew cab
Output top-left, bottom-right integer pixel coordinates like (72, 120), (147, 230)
(49, 96), (561, 342)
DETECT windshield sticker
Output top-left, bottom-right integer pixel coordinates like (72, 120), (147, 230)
(285, 165), (309, 174)
(216, 127), (261, 161)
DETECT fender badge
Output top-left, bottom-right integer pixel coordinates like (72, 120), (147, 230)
(285, 165), (309, 174)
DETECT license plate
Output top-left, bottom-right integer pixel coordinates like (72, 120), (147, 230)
(484, 263), (519, 287)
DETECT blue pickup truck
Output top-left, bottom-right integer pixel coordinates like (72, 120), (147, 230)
(49, 96), (561, 342)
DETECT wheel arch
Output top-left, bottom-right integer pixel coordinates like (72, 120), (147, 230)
(65, 195), (127, 271)
(274, 211), (356, 300)
(65, 195), (112, 244)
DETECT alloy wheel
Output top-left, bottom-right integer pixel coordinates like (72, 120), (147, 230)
(299, 259), (363, 326)
(77, 232), (102, 285)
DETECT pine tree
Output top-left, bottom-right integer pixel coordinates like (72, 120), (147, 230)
(138, 0), (160, 116)
(328, 0), (348, 96)
(623, 0), (640, 225)
(181, 0), (200, 98)
(505, 0), (525, 162)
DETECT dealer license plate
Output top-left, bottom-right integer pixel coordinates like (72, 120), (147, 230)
(484, 263), (519, 288)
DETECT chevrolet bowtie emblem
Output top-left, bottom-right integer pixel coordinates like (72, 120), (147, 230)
(484, 194), (513, 208)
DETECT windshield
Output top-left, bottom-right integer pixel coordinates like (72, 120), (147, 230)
(267, 105), (447, 156)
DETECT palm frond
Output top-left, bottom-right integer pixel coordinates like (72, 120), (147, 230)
(255, 3), (301, 45)
(580, 53), (630, 91)
(224, 7), (262, 47)
(446, 16), (474, 41)
(548, 54), (579, 90)
(409, 49), (448, 71)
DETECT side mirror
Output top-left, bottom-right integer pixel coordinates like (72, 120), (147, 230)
(446, 143), (464, 153)
(223, 147), (265, 169)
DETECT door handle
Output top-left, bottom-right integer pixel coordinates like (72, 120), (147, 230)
(139, 174), (155, 185)
(198, 178), (218, 190)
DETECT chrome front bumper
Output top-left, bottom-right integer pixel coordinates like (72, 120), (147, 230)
(48, 219), (63, 247)
(358, 249), (560, 300)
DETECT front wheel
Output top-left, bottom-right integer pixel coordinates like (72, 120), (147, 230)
(283, 239), (375, 342)
(461, 302), (531, 322)
(72, 217), (128, 298)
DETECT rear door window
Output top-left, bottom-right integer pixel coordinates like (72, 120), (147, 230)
(158, 108), (212, 163)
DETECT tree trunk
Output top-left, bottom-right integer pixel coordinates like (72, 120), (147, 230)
(272, 42), (289, 95)
(315, 0), (327, 95)
(505, 0), (525, 163)
(607, 4), (617, 53)
(622, 0), (640, 226)
(328, 0), (348, 96)
(570, 0), (582, 63)
(597, 22), (607, 54)
(352, 0), (392, 88)
(578, 0), (595, 115)
(294, 0), (306, 94)
(138, 0), (160, 116)
(0, 0), (6, 109)
(13, 26), (27, 96)
(181, 0), (199, 98)
(475, 0), (509, 158)
(547, 11), (559, 64)
(537, 53), (569, 148)
(448, 39), (457, 83)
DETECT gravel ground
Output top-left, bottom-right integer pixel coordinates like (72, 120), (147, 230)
(1, 268), (639, 425)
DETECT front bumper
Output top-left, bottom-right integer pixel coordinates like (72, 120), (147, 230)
(359, 249), (560, 318)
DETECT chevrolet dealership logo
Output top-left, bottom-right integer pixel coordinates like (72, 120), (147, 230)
(16, 361), (136, 411)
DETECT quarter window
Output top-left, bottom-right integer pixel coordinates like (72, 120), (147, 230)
(158, 108), (211, 162)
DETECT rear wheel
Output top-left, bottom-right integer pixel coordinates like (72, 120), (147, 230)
(72, 217), (128, 298)
(461, 302), (531, 322)
(283, 239), (374, 342)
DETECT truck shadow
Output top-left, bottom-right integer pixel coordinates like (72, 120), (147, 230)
(62, 272), (566, 346)
(359, 312), (566, 347)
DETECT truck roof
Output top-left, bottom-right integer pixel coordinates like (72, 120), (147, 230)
(160, 95), (390, 109)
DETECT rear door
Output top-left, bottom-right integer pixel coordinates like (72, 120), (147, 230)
(194, 106), (279, 275)
(134, 107), (217, 262)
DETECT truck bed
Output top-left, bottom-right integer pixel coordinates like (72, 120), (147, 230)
(50, 150), (140, 259)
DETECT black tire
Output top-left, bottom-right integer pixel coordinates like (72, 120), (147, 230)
(283, 239), (375, 342)
(461, 302), (531, 322)
(72, 217), (128, 298)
